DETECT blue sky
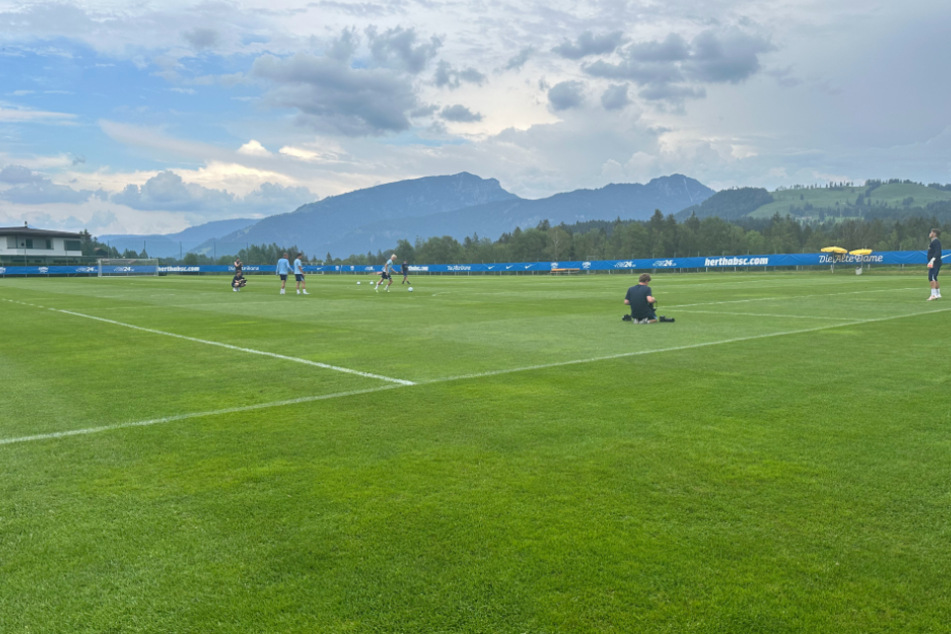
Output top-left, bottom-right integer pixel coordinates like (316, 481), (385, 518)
(1, 0), (950, 236)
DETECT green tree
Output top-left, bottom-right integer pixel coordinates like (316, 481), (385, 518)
(395, 239), (415, 264)
(415, 235), (462, 264)
(572, 227), (607, 260)
(606, 222), (649, 258)
(543, 224), (572, 261)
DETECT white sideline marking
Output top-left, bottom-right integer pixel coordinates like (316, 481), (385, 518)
(673, 286), (920, 309)
(673, 309), (855, 321)
(0, 385), (401, 446)
(54, 308), (414, 386)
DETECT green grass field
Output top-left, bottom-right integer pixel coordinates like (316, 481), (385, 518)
(2, 271), (950, 633)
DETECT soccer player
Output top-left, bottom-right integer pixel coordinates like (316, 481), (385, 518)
(293, 252), (309, 295)
(401, 260), (410, 285)
(927, 228), (942, 301)
(375, 254), (398, 292)
(276, 252), (293, 295)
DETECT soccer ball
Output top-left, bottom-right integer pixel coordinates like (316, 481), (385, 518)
(408, 287), (414, 292)
(357, 281), (361, 285)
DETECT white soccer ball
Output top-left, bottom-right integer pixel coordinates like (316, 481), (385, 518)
(357, 281), (361, 285)
(408, 287), (414, 292)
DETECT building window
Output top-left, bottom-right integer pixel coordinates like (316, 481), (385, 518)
(65, 240), (82, 251)
(24, 239), (33, 249)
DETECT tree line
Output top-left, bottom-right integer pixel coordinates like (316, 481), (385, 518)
(330, 211), (944, 267)
(84, 212), (945, 267)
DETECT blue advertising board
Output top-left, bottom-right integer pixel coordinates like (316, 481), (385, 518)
(0, 251), (943, 276)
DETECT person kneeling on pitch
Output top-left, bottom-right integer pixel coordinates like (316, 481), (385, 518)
(623, 273), (674, 324)
(232, 270), (247, 291)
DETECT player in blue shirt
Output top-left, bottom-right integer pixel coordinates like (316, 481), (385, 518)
(293, 253), (309, 295)
(276, 252), (293, 295)
(375, 254), (398, 293)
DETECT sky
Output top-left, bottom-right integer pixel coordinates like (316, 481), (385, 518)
(1, 0), (950, 236)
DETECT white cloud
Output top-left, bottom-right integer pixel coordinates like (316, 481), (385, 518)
(0, 106), (77, 124)
(238, 140), (272, 157)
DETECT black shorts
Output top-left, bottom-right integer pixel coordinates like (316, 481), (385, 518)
(380, 272), (391, 280)
(295, 273), (304, 282)
(929, 261), (941, 282)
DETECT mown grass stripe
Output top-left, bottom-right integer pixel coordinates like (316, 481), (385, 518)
(53, 308), (415, 386)
(0, 385), (401, 446)
(428, 306), (951, 383)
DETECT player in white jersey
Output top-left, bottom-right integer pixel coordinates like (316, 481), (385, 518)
(375, 254), (398, 293)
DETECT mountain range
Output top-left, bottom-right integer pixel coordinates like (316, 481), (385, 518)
(99, 172), (715, 259)
(99, 217), (258, 258)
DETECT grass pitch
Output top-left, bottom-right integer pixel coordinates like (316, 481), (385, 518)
(1, 271), (950, 632)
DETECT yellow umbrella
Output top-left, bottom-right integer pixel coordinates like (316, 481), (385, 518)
(849, 248), (872, 255)
(821, 246), (848, 254)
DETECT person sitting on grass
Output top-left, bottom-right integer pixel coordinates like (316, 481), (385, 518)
(232, 270), (247, 291)
(623, 273), (674, 324)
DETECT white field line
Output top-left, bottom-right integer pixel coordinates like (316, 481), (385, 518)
(673, 309), (856, 321)
(53, 308), (414, 386)
(425, 305), (951, 384)
(0, 385), (401, 447)
(672, 286), (920, 309)
(2, 298), (947, 448)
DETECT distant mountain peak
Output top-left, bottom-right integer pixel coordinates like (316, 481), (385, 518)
(195, 172), (713, 258)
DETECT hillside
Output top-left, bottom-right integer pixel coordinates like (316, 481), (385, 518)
(99, 217), (258, 258)
(752, 182), (951, 221)
(674, 187), (774, 221)
(195, 172), (713, 259)
(677, 181), (951, 224)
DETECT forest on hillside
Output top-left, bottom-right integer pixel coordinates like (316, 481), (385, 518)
(327, 211), (944, 266)
(88, 210), (945, 267)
